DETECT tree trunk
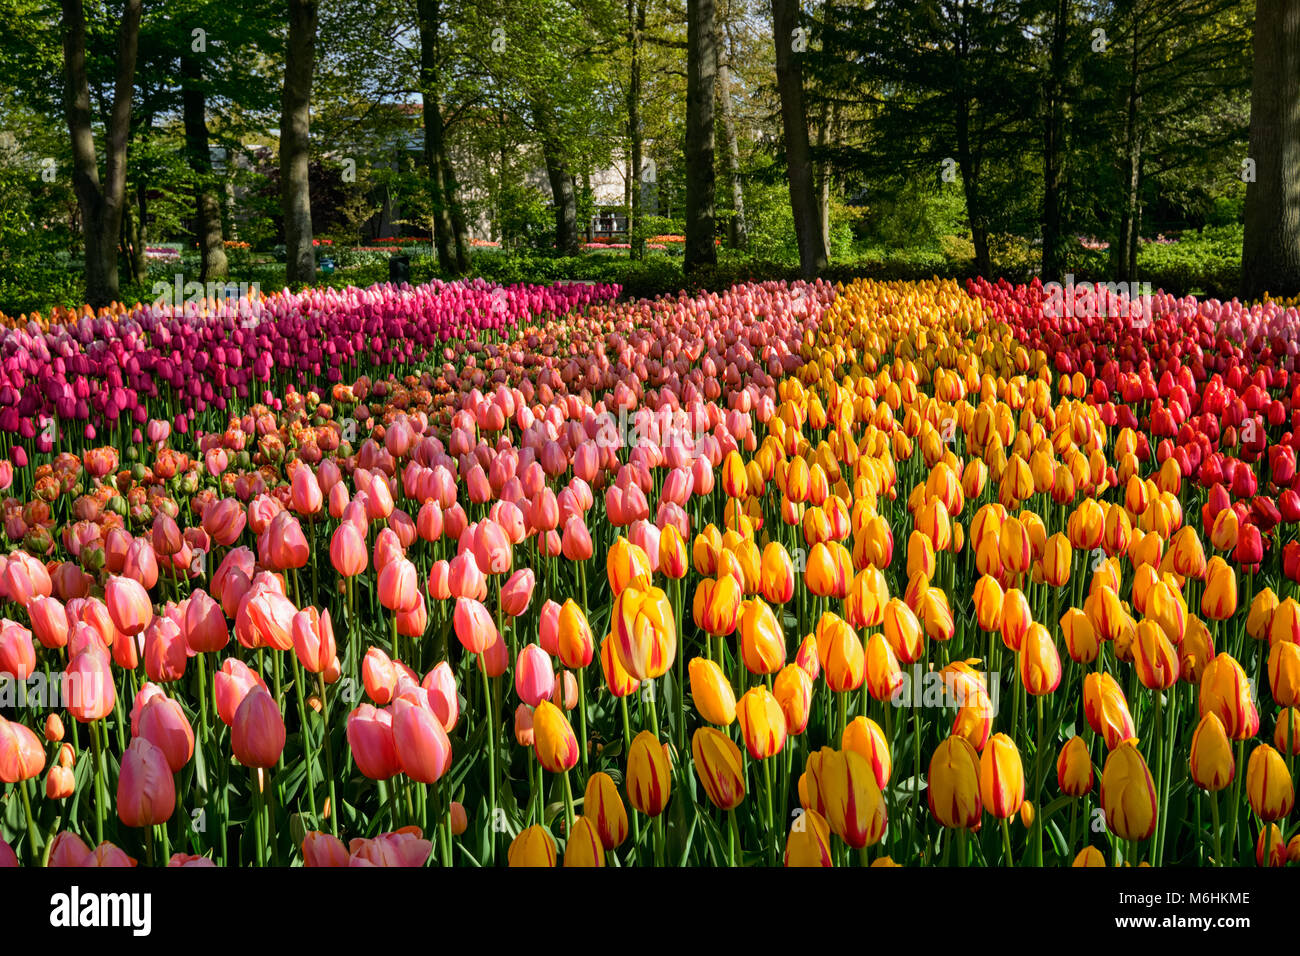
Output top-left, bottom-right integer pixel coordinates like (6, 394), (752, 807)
(628, 0), (646, 259)
(1116, 3), (1142, 283)
(685, 0), (718, 273)
(541, 132), (580, 255)
(280, 0), (317, 286)
(717, 7), (747, 249)
(771, 0), (826, 278)
(182, 52), (228, 282)
(814, 0), (837, 259)
(498, 110), (509, 246)
(123, 197), (142, 284)
(442, 149), (470, 272)
(122, 118), (148, 286)
(1041, 0), (1070, 279)
(60, 0), (143, 309)
(1242, 0), (1300, 300)
(816, 106), (832, 260)
(954, 78), (990, 276)
(417, 0), (466, 275)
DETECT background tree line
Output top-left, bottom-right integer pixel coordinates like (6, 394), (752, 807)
(0, 0), (1294, 310)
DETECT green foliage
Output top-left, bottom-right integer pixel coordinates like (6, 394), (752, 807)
(497, 184), (555, 252)
(1133, 226), (1243, 299)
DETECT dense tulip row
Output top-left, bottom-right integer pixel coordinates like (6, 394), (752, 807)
(0, 274), (1298, 867)
(0, 279), (619, 453)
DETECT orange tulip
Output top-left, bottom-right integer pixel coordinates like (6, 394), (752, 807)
(688, 657), (736, 726)
(1019, 623), (1061, 695)
(532, 700), (579, 774)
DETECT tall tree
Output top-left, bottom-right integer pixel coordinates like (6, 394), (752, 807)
(716, 1), (746, 248)
(60, 0), (143, 308)
(281, 0), (318, 285)
(771, 0), (825, 278)
(536, 107), (581, 255)
(182, 50), (229, 281)
(1242, 0), (1300, 299)
(417, 0), (468, 274)
(1087, 0), (1250, 281)
(685, 0), (717, 272)
(1040, 0), (1071, 278)
(627, 0), (646, 258)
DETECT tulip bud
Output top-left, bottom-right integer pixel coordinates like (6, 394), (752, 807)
(688, 657), (736, 726)
(563, 816), (606, 867)
(583, 771), (628, 849)
(508, 825), (557, 867)
(979, 733), (1025, 819)
(232, 686), (286, 769)
(841, 716), (891, 788)
(691, 727), (746, 811)
(1099, 740), (1157, 841)
(1056, 735), (1094, 796)
(1245, 744), (1294, 821)
(784, 808), (833, 867)
(736, 686), (787, 760)
(928, 735), (982, 829)
(626, 730), (671, 816)
(532, 700), (579, 774)
(116, 737), (176, 828)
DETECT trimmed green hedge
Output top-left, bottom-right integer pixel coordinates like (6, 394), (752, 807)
(5, 226), (1251, 317)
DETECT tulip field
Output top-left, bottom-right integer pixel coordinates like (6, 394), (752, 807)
(2, 274), (1300, 869)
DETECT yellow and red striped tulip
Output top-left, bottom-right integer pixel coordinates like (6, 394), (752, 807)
(626, 731), (671, 816)
(1056, 735), (1094, 796)
(927, 734), (982, 829)
(736, 686), (787, 760)
(1099, 740), (1157, 841)
(842, 715), (891, 788)
(979, 733), (1025, 819)
(1189, 712), (1234, 792)
(584, 771), (629, 849)
(692, 727), (746, 811)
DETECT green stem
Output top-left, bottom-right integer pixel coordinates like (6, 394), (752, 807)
(18, 779), (40, 863)
(481, 657), (497, 866)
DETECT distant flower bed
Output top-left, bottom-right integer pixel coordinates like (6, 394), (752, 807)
(145, 247), (181, 262)
(470, 238), (501, 248)
(223, 241), (251, 251)
(368, 237), (430, 246)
